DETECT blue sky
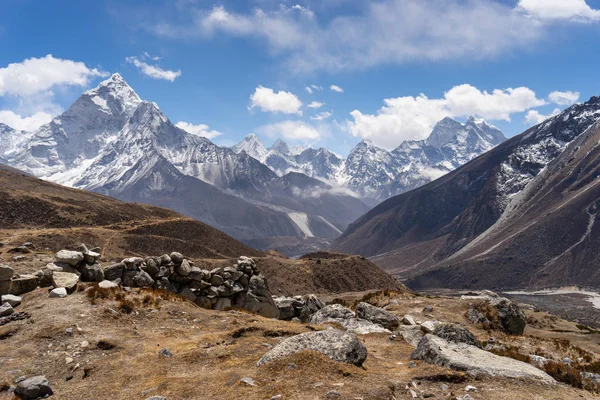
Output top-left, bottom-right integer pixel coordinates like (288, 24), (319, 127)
(1, 0), (600, 155)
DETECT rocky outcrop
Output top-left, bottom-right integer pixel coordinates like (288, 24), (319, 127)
(235, 274), (279, 318)
(0, 264), (13, 281)
(465, 292), (527, 335)
(0, 275), (38, 296)
(432, 323), (481, 348)
(355, 302), (399, 330)
(411, 335), (554, 383)
(310, 304), (391, 334)
(257, 329), (367, 367)
(274, 294), (325, 322)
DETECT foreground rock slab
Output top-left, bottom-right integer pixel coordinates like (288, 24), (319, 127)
(257, 329), (367, 367)
(355, 302), (399, 330)
(411, 335), (555, 383)
(15, 375), (53, 399)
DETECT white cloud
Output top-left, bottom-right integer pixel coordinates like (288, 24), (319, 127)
(0, 110), (55, 132)
(305, 86), (313, 94)
(0, 55), (107, 131)
(175, 121), (222, 139)
(249, 85), (303, 115)
(311, 111), (332, 121)
(330, 85), (344, 93)
(307, 101), (324, 109)
(517, 0), (600, 21)
(143, 52), (161, 61)
(525, 108), (561, 125)
(0, 54), (106, 97)
(348, 84), (547, 149)
(256, 120), (320, 141)
(152, 1), (544, 73)
(548, 90), (580, 105)
(125, 56), (181, 81)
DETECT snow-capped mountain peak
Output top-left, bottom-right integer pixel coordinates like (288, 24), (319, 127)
(232, 134), (268, 161)
(82, 73), (141, 115)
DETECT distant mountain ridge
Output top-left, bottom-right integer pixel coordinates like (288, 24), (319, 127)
(331, 96), (600, 290)
(232, 116), (506, 201)
(0, 74), (368, 255)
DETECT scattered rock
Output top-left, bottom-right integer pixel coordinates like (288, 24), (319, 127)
(0, 264), (14, 282)
(398, 325), (424, 347)
(257, 329), (367, 367)
(158, 348), (173, 358)
(355, 302), (400, 330)
(0, 275), (38, 296)
(98, 280), (118, 289)
(240, 377), (256, 386)
(49, 288), (68, 298)
(8, 246), (31, 254)
(1, 294), (21, 307)
(174, 259), (192, 277)
(493, 299), (526, 336)
(14, 376), (53, 399)
(81, 264), (104, 283)
(103, 263), (125, 282)
(214, 297), (232, 311)
(299, 294), (324, 322)
(0, 303), (14, 317)
(423, 306), (434, 313)
(402, 314), (417, 326)
(170, 252), (184, 265)
(51, 272), (79, 293)
(420, 321), (442, 334)
(411, 335), (555, 383)
(55, 250), (84, 267)
(310, 304), (356, 325)
(432, 323), (481, 348)
(146, 397), (167, 400)
(325, 390), (341, 398)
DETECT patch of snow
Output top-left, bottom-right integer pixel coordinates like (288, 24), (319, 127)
(288, 212), (314, 237)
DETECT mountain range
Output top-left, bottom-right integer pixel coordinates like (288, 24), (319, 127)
(232, 117), (506, 201)
(0, 73), (504, 255)
(332, 96), (600, 290)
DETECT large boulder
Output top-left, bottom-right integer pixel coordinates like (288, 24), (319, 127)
(174, 259), (192, 277)
(0, 302), (14, 317)
(299, 294), (324, 322)
(310, 304), (356, 325)
(55, 250), (84, 267)
(0, 264), (14, 281)
(103, 263), (125, 282)
(411, 335), (554, 383)
(170, 252), (184, 265)
(355, 302), (399, 330)
(432, 323), (481, 348)
(493, 299), (527, 336)
(52, 272), (79, 293)
(123, 270), (154, 288)
(257, 329), (367, 367)
(1, 294), (21, 307)
(81, 264), (104, 283)
(236, 275), (278, 318)
(0, 275), (38, 296)
(15, 376), (53, 399)
(274, 297), (304, 321)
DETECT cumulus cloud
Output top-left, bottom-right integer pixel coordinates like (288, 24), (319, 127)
(0, 55), (107, 131)
(249, 86), (303, 115)
(549, 90), (580, 105)
(330, 85), (344, 93)
(517, 0), (600, 21)
(175, 121), (222, 139)
(348, 84), (547, 149)
(151, 1), (544, 73)
(256, 120), (320, 141)
(307, 101), (324, 109)
(126, 56), (181, 81)
(525, 108), (561, 125)
(311, 111), (332, 121)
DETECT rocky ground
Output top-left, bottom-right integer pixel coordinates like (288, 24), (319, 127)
(1, 280), (600, 399)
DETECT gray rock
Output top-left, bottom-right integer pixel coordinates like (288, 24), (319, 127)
(154, 278), (178, 293)
(236, 275), (278, 318)
(195, 296), (212, 309)
(0, 302), (14, 317)
(189, 267), (205, 282)
(179, 288), (196, 302)
(103, 263), (125, 281)
(411, 334), (555, 383)
(340, 319), (391, 335)
(257, 329), (367, 367)
(355, 302), (400, 330)
(98, 280), (118, 289)
(144, 258), (160, 278)
(398, 325), (424, 347)
(274, 297), (303, 320)
(126, 270), (154, 288)
(146, 397), (167, 400)
(492, 299), (526, 335)
(423, 306), (434, 313)
(158, 348), (173, 357)
(0, 275), (38, 296)
(433, 323), (481, 348)
(51, 272), (79, 292)
(402, 314), (417, 326)
(210, 274), (224, 286)
(122, 257), (143, 270)
(159, 254), (172, 265)
(310, 304), (356, 325)
(170, 252), (184, 265)
(214, 297), (232, 311)
(83, 251), (101, 264)
(420, 320), (442, 334)
(49, 288), (68, 298)
(55, 250), (84, 266)
(36, 268), (54, 288)
(0, 264), (14, 281)
(1, 294), (21, 307)
(325, 390), (341, 398)
(299, 294), (324, 322)
(582, 372), (600, 384)
(81, 264), (104, 283)
(175, 259), (192, 277)
(15, 376), (53, 399)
